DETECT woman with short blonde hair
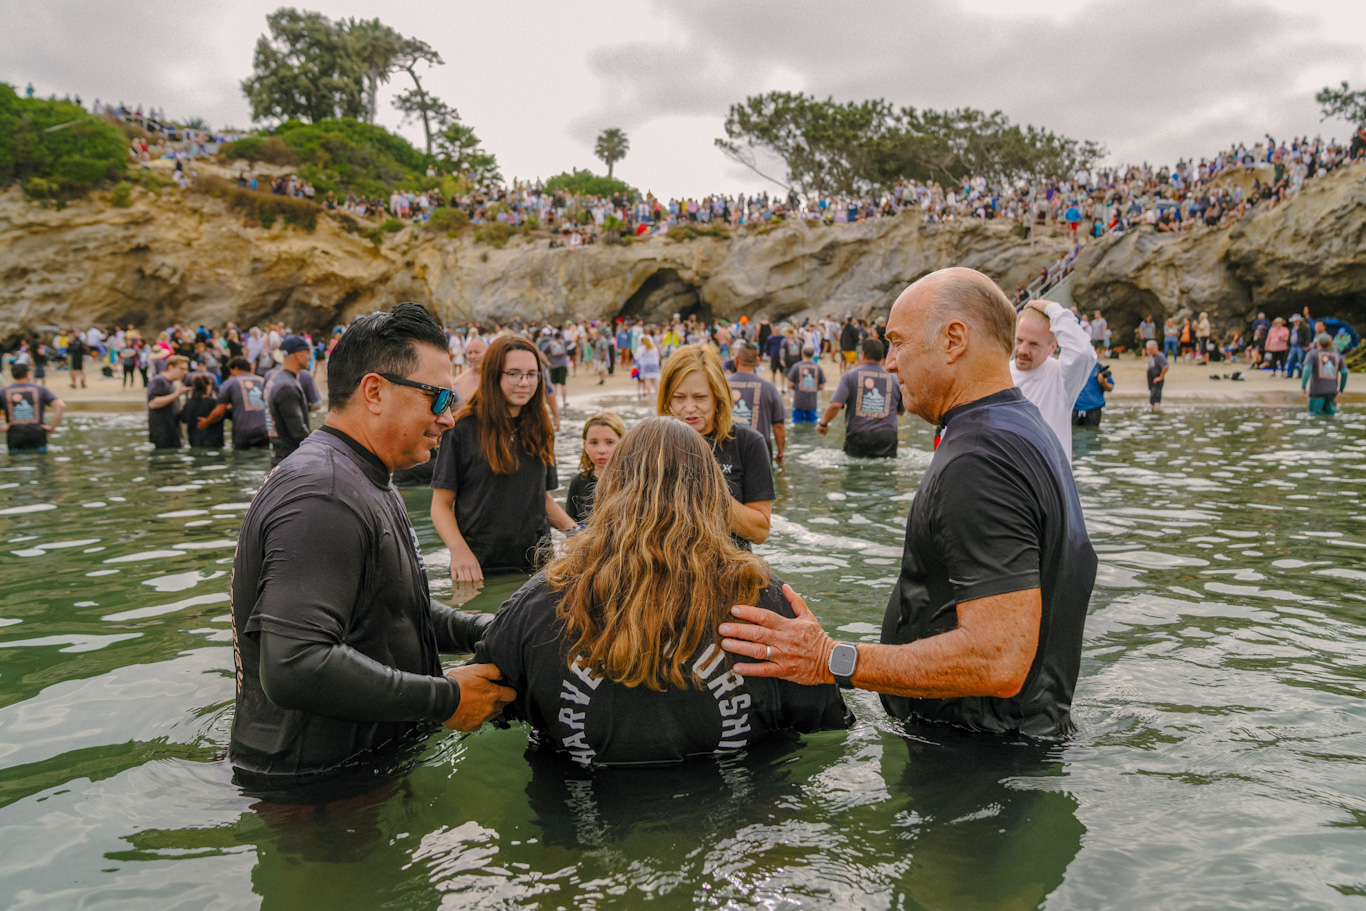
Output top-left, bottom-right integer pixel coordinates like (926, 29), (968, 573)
(474, 416), (848, 764)
(659, 344), (773, 546)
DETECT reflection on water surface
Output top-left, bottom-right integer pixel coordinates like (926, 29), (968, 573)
(1, 404), (1365, 909)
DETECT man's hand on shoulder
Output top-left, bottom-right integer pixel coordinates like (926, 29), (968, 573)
(720, 584), (836, 686)
(444, 663), (516, 730)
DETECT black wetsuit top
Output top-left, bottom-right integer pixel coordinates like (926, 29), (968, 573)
(880, 387), (1096, 737)
(264, 368), (310, 466)
(475, 573), (851, 766)
(431, 418), (557, 575)
(180, 396), (224, 448)
(229, 426), (490, 783)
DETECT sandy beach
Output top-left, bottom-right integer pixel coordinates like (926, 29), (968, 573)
(40, 350), (1358, 413)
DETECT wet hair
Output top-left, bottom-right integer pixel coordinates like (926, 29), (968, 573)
(11, 363), (29, 380)
(545, 416), (768, 690)
(190, 374), (214, 398)
(227, 356), (252, 373)
(579, 411), (626, 478)
(735, 341), (758, 366)
(326, 302), (447, 410)
(453, 334), (554, 474)
(862, 338), (884, 361)
(658, 344), (734, 442)
(802, 344), (815, 357)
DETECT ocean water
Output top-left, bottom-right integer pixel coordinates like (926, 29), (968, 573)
(1, 403), (1364, 910)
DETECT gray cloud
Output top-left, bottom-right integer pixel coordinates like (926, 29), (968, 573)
(578, 0), (1365, 171)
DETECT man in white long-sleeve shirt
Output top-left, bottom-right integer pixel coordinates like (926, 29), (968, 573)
(1010, 300), (1095, 461)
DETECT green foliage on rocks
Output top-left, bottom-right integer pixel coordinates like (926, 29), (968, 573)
(0, 84), (127, 198)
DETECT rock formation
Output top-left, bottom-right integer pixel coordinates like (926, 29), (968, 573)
(1071, 166), (1366, 333)
(3, 164), (1362, 341)
(0, 185), (1071, 337)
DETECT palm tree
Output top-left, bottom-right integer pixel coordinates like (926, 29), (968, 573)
(345, 18), (406, 125)
(594, 128), (629, 179)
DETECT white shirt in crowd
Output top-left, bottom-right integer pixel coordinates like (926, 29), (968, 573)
(1009, 301), (1095, 463)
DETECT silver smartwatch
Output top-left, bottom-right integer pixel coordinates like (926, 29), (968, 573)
(828, 641), (858, 690)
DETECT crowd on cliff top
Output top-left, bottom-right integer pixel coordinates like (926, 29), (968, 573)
(54, 77), (1365, 251)
(305, 128), (1366, 256)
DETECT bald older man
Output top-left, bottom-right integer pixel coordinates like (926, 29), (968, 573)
(1011, 300), (1095, 461)
(722, 268), (1097, 738)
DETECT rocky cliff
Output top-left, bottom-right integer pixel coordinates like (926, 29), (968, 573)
(1071, 166), (1366, 333)
(0, 185), (1071, 337)
(3, 165), (1362, 340)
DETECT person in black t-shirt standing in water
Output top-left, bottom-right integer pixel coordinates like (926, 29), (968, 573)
(229, 302), (513, 797)
(722, 267), (1097, 739)
(565, 411), (624, 525)
(660, 344), (774, 548)
(476, 416), (849, 766)
(263, 335), (313, 466)
(146, 355), (189, 449)
(431, 335), (577, 582)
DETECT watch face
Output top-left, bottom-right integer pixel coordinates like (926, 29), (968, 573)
(829, 642), (858, 677)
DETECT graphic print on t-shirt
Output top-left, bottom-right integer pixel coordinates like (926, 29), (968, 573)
(856, 375), (891, 418)
(8, 390), (38, 423)
(797, 364), (818, 391)
(554, 644), (751, 766)
(731, 387), (755, 426)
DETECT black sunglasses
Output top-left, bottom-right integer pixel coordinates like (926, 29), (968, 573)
(379, 373), (456, 415)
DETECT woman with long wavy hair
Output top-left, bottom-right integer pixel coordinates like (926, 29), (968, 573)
(431, 334), (576, 582)
(475, 416), (849, 765)
(659, 344), (774, 547)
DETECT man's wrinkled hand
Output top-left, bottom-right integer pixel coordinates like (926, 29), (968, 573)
(444, 663), (515, 730)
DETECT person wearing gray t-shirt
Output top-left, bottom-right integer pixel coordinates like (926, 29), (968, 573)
(819, 338), (903, 457)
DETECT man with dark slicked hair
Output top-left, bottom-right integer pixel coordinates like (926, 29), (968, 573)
(722, 268), (1097, 739)
(229, 302), (515, 798)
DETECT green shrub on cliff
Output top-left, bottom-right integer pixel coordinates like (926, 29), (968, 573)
(544, 169), (635, 198)
(0, 84), (127, 198)
(218, 135), (300, 166)
(110, 181), (133, 208)
(275, 118), (431, 197)
(426, 206), (469, 233)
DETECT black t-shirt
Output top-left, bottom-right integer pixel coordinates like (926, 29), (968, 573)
(565, 472), (598, 525)
(880, 387), (1096, 737)
(180, 396), (224, 448)
(67, 337), (86, 368)
(432, 418), (558, 575)
(475, 574), (851, 766)
(706, 424), (774, 505)
(146, 375), (182, 448)
(229, 427), (457, 778)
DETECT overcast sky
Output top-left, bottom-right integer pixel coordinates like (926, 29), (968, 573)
(5, 0), (1364, 198)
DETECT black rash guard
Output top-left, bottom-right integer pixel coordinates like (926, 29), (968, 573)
(264, 368), (310, 466)
(475, 573), (850, 766)
(229, 426), (491, 783)
(880, 387), (1096, 737)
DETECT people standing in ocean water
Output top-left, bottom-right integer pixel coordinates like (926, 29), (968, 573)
(263, 336), (314, 466)
(565, 412), (624, 525)
(819, 338), (903, 457)
(146, 355), (189, 449)
(430, 335), (576, 581)
(228, 302), (513, 798)
(475, 416), (850, 766)
(1010, 299), (1094, 460)
(661, 344), (774, 548)
(722, 267), (1097, 739)
(196, 357), (269, 450)
(1, 362), (64, 452)
(180, 374), (223, 449)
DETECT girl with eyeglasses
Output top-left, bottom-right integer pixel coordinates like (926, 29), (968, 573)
(431, 335), (576, 582)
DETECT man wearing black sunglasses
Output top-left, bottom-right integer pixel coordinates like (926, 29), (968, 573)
(229, 302), (515, 798)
